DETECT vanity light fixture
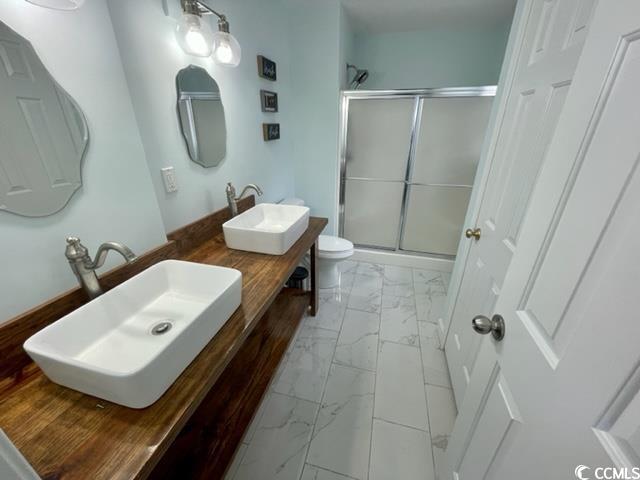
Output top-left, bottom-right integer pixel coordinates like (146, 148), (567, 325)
(176, 0), (214, 57)
(25, 0), (84, 10)
(176, 0), (241, 66)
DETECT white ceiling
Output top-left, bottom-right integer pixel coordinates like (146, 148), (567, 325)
(341, 0), (517, 33)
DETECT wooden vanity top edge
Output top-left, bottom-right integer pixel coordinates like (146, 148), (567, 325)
(0, 215), (327, 480)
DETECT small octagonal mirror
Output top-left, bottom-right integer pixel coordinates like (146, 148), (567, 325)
(176, 65), (227, 168)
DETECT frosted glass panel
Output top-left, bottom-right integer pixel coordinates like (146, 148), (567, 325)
(412, 97), (493, 185)
(344, 179), (405, 248)
(345, 98), (414, 180)
(401, 185), (472, 255)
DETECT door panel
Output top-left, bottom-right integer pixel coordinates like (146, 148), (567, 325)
(445, 0), (593, 406)
(564, 0), (597, 47)
(595, 361), (640, 467)
(522, 31), (640, 359)
(487, 81), (571, 253)
(449, 250), (499, 399)
(455, 367), (522, 480)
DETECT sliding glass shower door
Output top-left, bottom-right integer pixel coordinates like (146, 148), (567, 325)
(342, 97), (416, 249)
(340, 88), (495, 257)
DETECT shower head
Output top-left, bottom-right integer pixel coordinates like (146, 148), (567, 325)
(353, 69), (369, 86)
(347, 63), (369, 89)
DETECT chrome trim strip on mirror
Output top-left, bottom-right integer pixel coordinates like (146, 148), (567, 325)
(181, 97), (199, 162)
(179, 92), (222, 101)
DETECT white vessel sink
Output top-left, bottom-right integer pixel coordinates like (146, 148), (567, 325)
(223, 203), (310, 255)
(24, 260), (242, 409)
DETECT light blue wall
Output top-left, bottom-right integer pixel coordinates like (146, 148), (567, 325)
(287, 0), (344, 235)
(340, 8), (358, 90)
(287, 9), (512, 234)
(0, 0), (168, 322)
(353, 24), (512, 89)
(108, 0), (296, 232)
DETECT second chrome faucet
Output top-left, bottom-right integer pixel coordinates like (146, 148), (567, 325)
(226, 182), (262, 217)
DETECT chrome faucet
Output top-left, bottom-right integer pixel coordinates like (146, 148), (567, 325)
(65, 237), (137, 299)
(226, 182), (263, 217)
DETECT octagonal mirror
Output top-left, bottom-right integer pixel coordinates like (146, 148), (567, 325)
(176, 65), (227, 168)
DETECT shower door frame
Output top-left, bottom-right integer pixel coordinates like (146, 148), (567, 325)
(338, 86), (497, 258)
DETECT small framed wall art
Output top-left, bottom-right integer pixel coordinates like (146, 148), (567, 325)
(262, 123), (280, 141)
(257, 55), (277, 81)
(260, 90), (278, 112)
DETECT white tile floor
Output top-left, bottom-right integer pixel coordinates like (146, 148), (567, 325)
(225, 261), (457, 480)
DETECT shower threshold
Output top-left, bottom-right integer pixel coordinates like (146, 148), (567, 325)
(351, 246), (453, 272)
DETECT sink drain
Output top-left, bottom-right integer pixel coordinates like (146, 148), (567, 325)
(151, 321), (173, 335)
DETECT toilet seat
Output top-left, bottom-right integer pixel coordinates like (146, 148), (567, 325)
(318, 235), (354, 260)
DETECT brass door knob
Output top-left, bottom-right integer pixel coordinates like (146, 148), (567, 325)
(465, 228), (481, 240)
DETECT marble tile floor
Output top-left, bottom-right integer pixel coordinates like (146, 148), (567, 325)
(225, 261), (457, 480)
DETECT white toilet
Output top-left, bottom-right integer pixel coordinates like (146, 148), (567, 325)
(281, 198), (354, 288)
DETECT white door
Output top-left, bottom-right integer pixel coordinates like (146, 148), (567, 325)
(445, 1), (640, 478)
(445, 0), (598, 406)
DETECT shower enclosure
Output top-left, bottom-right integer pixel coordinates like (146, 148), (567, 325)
(338, 87), (496, 257)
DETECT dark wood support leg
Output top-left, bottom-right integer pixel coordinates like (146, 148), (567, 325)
(310, 242), (318, 316)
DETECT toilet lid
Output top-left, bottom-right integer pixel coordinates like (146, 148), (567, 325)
(281, 197), (305, 206)
(318, 235), (353, 253)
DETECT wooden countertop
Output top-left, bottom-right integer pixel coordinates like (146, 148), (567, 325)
(0, 217), (327, 480)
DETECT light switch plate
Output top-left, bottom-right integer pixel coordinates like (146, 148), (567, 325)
(161, 167), (178, 193)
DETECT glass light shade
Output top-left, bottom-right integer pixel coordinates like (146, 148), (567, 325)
(212, 31), (241, 67)
(25, 0), (84, 9)
(176, 13), (214, 57)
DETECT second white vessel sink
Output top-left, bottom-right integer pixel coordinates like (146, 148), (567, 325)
(223, 203), (310, 255)
(24, 260), (242, 409)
